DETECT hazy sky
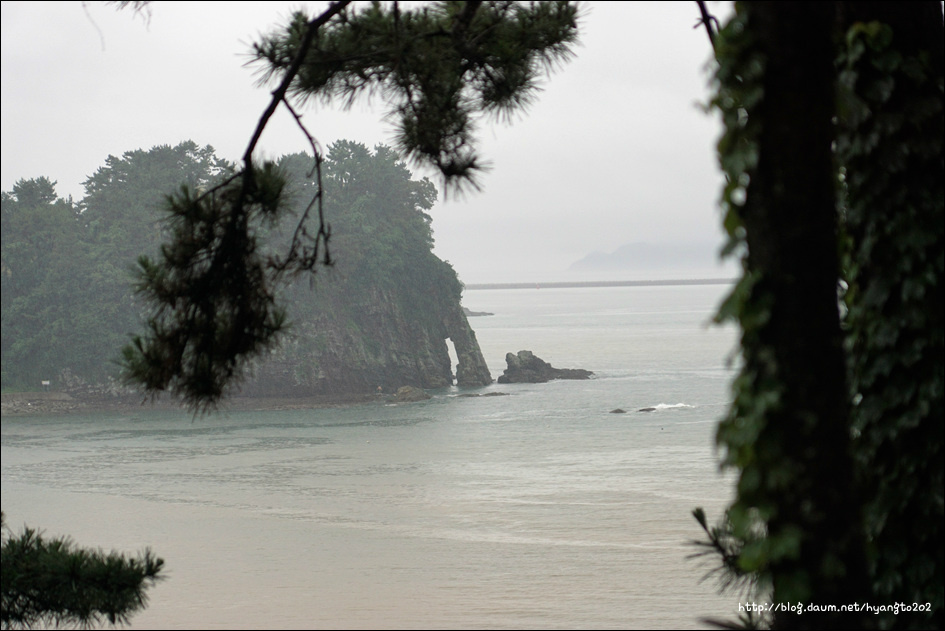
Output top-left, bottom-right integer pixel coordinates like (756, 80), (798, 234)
(1, 1), (735, 283)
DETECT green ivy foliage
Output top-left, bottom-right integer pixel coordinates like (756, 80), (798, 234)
(701, 3), (943, 629)
(708, 1), (782, 592)
(837, 17), (944, 630)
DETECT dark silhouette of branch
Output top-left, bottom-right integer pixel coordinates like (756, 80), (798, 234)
(238, 1), (352, 276)
(694, 1), (719, 52)
(268, 97), (333, 274)
(242, 1), (353, 168)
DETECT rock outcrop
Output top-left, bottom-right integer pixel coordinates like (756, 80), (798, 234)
(496, 351), (593, 384)
(463, 307), (494, 317)
(391, 386), (432, 402)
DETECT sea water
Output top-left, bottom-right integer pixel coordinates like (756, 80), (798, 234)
(1, 283), (743, 629)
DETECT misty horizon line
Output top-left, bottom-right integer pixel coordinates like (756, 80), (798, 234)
(463, 278), (736, 291)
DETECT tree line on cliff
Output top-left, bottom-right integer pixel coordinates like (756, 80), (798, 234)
(1, 140), (462, 395)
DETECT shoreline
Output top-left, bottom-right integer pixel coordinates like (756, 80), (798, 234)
(1, 391), (385, 417)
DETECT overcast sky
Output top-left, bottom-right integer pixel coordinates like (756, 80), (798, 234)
(1, 1), (735, 283)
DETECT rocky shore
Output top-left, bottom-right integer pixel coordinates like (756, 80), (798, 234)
(1, 391), (388, 417)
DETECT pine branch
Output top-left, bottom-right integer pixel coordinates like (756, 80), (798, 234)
(694, 1), (719, 52)
(242, 1), (354, 168)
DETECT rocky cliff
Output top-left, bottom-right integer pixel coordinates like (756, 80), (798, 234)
(0, 141), (491, 401)
(238, 143), (493, 397)
(244, 286), (492, 396)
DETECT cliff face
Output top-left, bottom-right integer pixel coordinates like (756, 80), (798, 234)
(444, 301), (493, 388)
(240, 143), (492, 397)
(245, 287), (492, 396)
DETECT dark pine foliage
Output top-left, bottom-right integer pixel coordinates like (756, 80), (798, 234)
(1, 514), (163, 629)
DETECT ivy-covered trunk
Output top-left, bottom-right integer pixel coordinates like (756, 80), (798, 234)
(714, 3), (868, 627)
(712, 1), (943, 628)
(837, 3), (944, 628)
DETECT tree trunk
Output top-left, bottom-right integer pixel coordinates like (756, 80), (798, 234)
(739, 3), (868, 627)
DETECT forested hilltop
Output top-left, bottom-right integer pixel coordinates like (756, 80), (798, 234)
(1, 140), (491, 399)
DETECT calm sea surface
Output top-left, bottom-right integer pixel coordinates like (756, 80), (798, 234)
(1, 283), (743, 629)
